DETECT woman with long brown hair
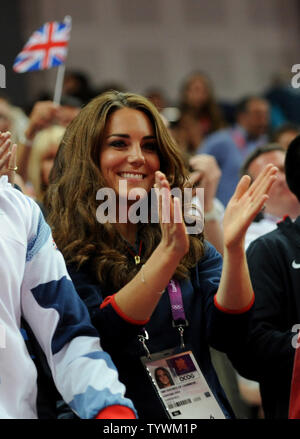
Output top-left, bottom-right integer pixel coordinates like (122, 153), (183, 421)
(171, 71), (226, 154)
(45, 90), (277, 419)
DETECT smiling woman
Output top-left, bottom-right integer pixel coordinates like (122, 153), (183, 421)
(99, 107), (160, 203)
(45, 90), (196, 291)
(44, 90), (278, 419)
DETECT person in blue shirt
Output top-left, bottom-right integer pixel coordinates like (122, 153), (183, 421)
(197, 96), (270, 205)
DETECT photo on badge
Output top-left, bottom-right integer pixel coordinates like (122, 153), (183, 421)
(166, 353), (197, 376)
(154, 366), (175, 389)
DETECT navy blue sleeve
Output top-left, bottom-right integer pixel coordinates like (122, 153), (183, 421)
(227, 237), (294, 382)
(197, 242), (254, 352)
(67, 265), (146, 345)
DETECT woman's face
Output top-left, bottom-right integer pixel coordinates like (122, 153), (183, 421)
(185, 77), (209, 109)
(99, 108), (160, 200)
(156, 369), (171, 386)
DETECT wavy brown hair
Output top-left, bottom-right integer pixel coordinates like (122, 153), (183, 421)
(45, 90), (205, 291)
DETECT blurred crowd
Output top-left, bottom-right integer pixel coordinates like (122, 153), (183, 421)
(3, 69), (300, 208)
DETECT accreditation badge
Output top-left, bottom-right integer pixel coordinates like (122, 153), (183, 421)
(141, 348), (226, 419)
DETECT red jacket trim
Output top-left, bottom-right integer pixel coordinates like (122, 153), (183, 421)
(213, 293), (255, 314)
(95, 405), (136, 419)
(100, 294), (150, 325)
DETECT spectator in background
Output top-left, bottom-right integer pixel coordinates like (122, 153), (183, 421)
(57, 95), (82, 127)
(0, 96), (12, 133)
(235, 143), (300, 418)
(163, 110), (225, 255)
(27, 125), (65, 205)
(171, 111), (204, 155)
(171, 72), (226, 154)
(62, 70), (95, 105)
(145, 88), (167, 113)
(0, 93), (29, 146)
(94, 82), (126, 97)
(240, 144), (300, 249)
(179, 71), (226, 137)
(188, 154), (224, 255)
(264, 71), (300, 127)
(288, 138), (300, 420)
(227, 134), (300, 418)
(197, 96), (270, 206)
(272, 123), (300, 151)
(17, 99), (80, 193)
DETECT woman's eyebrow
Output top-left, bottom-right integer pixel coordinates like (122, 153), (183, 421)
(106, 134), (156, 140)
(107, 134), (129, 139)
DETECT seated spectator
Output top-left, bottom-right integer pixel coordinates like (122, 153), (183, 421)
(227, 135), (300, 418)
(179, 71), (226, 137)
(0, 93), (29, 146)
(27, 125), (65, 205)
(197, 96), (270, 206)
(188, 154), (224, 255)
(171, 110), (205, 155)
(56, 95), (82, 127)
(144, 88), (168, 113)
(240, 143), (300, 249)
(272, 123), (300, 151)
(0, 95), (12, 134)
(236, 143), (300, 417)
(171, 72), (226, 154)
(264, 72), (300, 126)
(17, 99), (80, 190)
(62, 70), (95, 105)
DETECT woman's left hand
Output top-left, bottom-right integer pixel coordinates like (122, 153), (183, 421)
(223, 164), (278, 249)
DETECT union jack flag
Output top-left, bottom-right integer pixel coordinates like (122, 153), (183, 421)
(13, 21), (71, 73)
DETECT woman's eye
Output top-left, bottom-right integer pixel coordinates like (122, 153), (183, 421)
(142, 142), (158, 151)
(109, 140), (126, 148)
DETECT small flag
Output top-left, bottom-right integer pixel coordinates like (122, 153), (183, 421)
(13, 20), (71, 73)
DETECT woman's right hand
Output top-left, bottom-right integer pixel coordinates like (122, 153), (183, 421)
(155, 170), (189, 260)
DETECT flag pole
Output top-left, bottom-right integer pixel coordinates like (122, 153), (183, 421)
(53, 15), (72, 105)
(53, 64), (66, 105)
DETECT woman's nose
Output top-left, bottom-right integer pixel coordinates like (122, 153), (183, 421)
(127, 144), (145, 165)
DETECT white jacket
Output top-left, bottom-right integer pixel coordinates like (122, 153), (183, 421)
(0, 177), (135, 419)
